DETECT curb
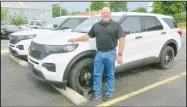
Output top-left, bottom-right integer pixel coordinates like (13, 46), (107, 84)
(10, 55), (28, 67)
(53, 86), (88, 106)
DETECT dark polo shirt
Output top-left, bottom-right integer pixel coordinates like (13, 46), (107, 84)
(88, 19), (125, 51)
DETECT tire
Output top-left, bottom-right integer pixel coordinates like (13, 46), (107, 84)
(69, 58), (93, 95)
(157, 46), (175, 70)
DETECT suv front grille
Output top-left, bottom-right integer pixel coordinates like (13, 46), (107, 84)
(29, 42), (47, 60)
(9, 36), (19, 44)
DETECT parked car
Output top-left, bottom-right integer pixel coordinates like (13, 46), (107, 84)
(1, 24), (23, 39)
(18, 24), (33, 30)
(27, 12), (182, 95)
(27, 20), (47, 29)
(8, 16), (90, 60)
(1, 20), (7, 25)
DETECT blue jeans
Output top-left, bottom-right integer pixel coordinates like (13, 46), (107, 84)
(93, 50), (116, 96)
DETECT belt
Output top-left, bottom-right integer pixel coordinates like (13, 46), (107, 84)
(97, 48), (115, 52)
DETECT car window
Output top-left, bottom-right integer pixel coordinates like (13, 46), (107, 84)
(29, 21), (34, 26)
(162, 18), (177, 29)
(60, 18), (81, 29)
(41, 17), (66, 30)
(35, 21), (42, 26)
(72, 16), (122, 33)
(78, 18), (87, 24)
(141, 16), (163, 31)
(121, 16), (142, 33)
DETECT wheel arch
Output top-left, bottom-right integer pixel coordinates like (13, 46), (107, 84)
(62, 50), (96, 82)
(158, 39), (178, 62)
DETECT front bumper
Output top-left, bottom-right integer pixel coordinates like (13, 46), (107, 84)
(28, 61), (67, 89)
(9, 46), (27, 60)
(8, 39), (31, 56)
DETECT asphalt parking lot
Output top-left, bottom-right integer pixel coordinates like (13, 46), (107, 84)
(1, 29), (186, 106)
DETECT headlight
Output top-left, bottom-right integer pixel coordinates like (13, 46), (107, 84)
(18, 34), (37, 40)
(45, 44), (79, 54)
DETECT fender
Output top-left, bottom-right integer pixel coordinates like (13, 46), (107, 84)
(157, 39), (178, 62)
(63, 50), (96, 81)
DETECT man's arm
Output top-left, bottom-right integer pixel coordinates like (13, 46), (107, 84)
(118, 37), (125, 54)
(75, 34), (91, 41)
(116, 23), (126, 64)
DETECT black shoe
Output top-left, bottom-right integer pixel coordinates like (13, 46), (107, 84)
(89, 93), (102, 101)
(102, 94), (111, 101)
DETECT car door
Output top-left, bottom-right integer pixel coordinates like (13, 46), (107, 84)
(117, 16), (144, 65)
(139, 16), (166, 58)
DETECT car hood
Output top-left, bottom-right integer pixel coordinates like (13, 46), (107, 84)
(11, 29), (53, 36)
(33, 31), (86, 45)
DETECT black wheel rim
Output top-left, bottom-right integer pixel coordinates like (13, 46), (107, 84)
(164, 50), (173, 66)
(79, 66), (93, 89)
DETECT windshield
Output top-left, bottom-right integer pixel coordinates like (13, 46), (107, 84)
(72, 16), (122, 33)
(41, 17), (66, 30)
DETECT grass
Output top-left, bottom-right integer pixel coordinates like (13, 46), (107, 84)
(177, 22), (186, 28)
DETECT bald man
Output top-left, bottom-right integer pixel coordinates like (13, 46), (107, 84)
(68, 7), (125, 101)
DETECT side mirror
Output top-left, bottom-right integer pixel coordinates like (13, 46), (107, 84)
(123, 28), (130, 35)
(124, 31), (130, 35)
(53, 24), (58, 28)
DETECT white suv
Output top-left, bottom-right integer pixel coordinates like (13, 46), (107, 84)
(27, 12), (182, 95)
(8, 16), (90, 60)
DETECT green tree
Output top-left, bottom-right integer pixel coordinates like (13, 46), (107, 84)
(85, 8), (89, 12)
(70, 12), (77, 15)
(9, 13), (28, 26)
(89, 2), (107, 11)
(52, 4), (68, 18)
(152, 1), (186, 23)
(131, 7), (147, 12)
(1, 8), (9, 20)
(109, 1), (128, 12)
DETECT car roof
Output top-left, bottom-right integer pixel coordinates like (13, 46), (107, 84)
(54, 15), (91, 19)
(125, 12), (173, 18)
(95, 12), (173, 18)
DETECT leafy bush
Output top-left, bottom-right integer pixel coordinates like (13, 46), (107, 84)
(9, 13), (28, 26)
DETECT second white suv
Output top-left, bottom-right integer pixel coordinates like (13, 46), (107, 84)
(28, 12), (182, 95)
(8, 16), (90, 60)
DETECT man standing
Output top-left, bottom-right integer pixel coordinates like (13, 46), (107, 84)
(68, 7), (125, 101)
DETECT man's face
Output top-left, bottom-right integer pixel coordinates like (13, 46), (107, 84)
(101, 10), (111, 22)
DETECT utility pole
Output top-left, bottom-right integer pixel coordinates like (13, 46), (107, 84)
(89, 2), (91, 16)
(60, 1), (61, 16)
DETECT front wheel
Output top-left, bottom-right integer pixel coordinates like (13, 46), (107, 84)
(157, 46), (175, 70)
(69, 58), (93, 95)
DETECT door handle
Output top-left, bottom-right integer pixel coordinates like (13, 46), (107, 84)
(135, 36), (142, 39)
(161, 31), (166, 34)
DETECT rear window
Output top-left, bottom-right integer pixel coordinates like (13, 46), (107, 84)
(162, 18), (177, 29)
